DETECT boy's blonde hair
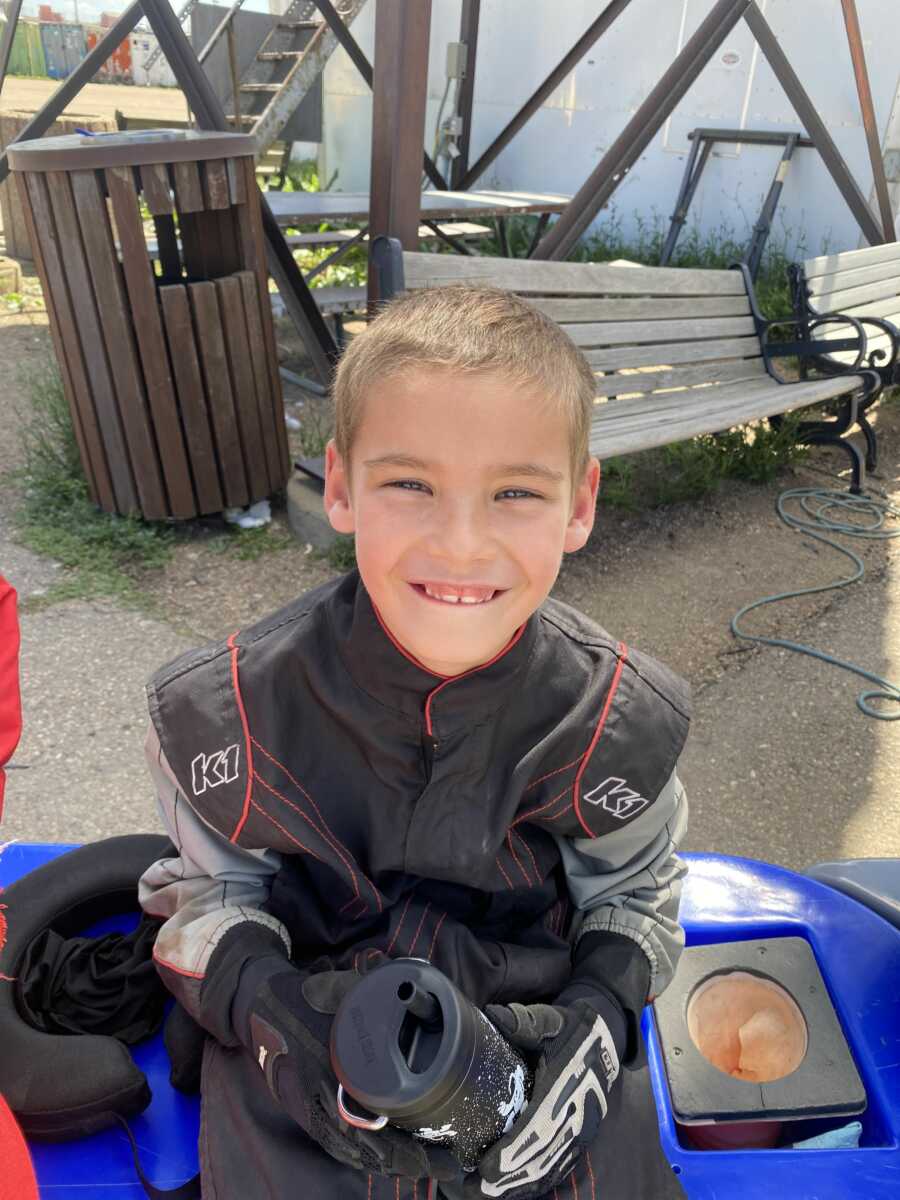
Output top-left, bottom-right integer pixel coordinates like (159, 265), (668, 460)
(331, 283), (596, 486)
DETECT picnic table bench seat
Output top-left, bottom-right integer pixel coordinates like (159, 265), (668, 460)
(375, 244), (882, 493)
(792, 242), (900, 386)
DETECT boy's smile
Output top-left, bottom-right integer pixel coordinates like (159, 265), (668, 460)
(324, 367), (600, 678)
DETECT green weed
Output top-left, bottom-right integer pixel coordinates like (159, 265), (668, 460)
(601, 415), (809, 510)
(8, 361), (301, 607)
(10, 361), (174, 606)
(325, 535), (357, 572)
(212, 524), (298, 561)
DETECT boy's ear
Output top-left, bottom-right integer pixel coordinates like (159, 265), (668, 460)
(563, 457), (601, 554)
(323, 439), (356, 534)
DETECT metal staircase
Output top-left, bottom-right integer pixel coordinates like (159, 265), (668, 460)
(226, 0), (368, 157)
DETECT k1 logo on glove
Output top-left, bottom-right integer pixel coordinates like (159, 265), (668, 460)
(473, 1000), (620, 1199)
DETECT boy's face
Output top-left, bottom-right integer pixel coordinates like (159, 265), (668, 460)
(324, 367), (600, 678)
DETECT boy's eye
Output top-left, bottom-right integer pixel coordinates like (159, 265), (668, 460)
(385, 481), (539, 500)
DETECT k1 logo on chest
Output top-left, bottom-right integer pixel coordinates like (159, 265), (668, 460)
(582, 776), (648, 820)
(191, 744), (240, 795)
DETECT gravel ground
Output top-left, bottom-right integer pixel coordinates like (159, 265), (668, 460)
(1, 307), (899, 870)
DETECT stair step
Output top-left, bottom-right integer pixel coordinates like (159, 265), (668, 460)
(277, 19), (319, 29)
(257, 50), (302, 61)
(241, 83), (282, 93)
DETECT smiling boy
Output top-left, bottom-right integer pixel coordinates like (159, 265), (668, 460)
(139, 285), (690, 1200)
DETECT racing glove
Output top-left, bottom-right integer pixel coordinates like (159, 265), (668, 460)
(471, 930), (651, 1200)
(213, 924), (459, 1181)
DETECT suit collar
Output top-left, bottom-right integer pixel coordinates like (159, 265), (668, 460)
(330, 569), (540, 735)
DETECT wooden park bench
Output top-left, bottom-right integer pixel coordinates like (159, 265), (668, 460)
(791, 243), (900, 384)
(789, 242), (900, 475)
(373, 241), (883, 493)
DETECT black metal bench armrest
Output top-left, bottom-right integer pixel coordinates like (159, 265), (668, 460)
(731, 261), (871, 382)
(849, 314), (900, 373)
(760, 311), (868, 382)
(787, 260), (900, 375)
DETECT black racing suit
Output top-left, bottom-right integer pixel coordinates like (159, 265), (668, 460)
(138, 568), (691, 1199)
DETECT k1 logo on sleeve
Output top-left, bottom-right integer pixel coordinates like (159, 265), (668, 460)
(191, 744), (240, 795)
(582, 776), (648, 821)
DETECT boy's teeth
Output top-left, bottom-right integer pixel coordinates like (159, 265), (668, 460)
(422, 584), (495, 604)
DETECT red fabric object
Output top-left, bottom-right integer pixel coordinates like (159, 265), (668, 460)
(0, 576), (22, 822)
(0, 1092), (39, 1200)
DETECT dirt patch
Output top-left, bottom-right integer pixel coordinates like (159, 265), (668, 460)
(0, 77), (189, 125)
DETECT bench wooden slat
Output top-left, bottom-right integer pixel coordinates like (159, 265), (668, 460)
(402, 251), (747, 296)
(810, 275), (900, 313)
(583, 336), (762, 372)
(563, 315), (757, 348)
(809, 294), (900, 327)
(807, 258), (900, 302)
(532, 295), (752, 322)
(595, 358), (767, 397)
(593, 379), (786, 428)
(804, 242), (900, 278)
(590, 375), (864, 459)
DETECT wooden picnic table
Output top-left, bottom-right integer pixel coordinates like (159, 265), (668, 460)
(263, 188), (571, 227)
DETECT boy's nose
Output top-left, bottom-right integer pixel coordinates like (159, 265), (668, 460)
(428, 499), (493, 564)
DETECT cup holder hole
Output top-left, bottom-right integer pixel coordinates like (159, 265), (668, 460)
(686, 970), (808, 1083)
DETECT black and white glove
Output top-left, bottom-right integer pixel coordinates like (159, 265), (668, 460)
(470, 931), (650, 1200)
(216, 927), (459, 1181)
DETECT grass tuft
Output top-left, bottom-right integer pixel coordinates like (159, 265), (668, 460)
(9, 361), (174, 606)
(9, 361), (303, 607)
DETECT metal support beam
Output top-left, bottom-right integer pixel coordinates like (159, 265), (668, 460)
(367, 0), (432, 308)
(311, 0), (445, 190)
(0, 1), (144, 186)
(746, 133), (798, 279)
(659, 135), (713, 265)
(460, 0), (633, 191)
(0, 0), (24, 95)
(140, 0), (337, 380)
(450, 0), (480, 190)
(534, 0), (751, 260)
(840, 0), (895, 241)
(197, 0), (248, 66)
(743, 1), (884, 247)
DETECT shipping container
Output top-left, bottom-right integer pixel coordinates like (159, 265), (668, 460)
(85, 26), (132, 81)
(40, 21), (86, 80)
(2, 19), (47, 78)
(129, 32), (178, 88)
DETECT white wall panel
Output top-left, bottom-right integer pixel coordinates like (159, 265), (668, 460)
(318, 0), (900, 258)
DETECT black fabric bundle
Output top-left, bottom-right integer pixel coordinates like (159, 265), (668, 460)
(16, 913), (168, 1044)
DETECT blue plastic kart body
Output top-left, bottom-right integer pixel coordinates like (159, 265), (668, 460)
(1, 844), (898, 1199)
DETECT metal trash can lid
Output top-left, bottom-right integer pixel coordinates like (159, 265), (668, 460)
(7, 128), (257, 172)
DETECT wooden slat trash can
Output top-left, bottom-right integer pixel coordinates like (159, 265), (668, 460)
(8, 129), (290, 521)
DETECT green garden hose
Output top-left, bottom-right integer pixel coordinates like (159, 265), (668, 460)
(731, 486), (900, 720)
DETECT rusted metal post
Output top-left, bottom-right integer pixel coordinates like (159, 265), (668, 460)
(744, 1), (884, 247)
(460, 0), (633, 192)
(840, 0), (895, 241)
(226, 19), (241, 132)
(450, 0), (480, 190)
(367, 0), (432, 309)
(533, 0), (751, 261)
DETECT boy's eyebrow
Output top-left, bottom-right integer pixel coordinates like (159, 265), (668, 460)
(362, 453), (565, 483)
